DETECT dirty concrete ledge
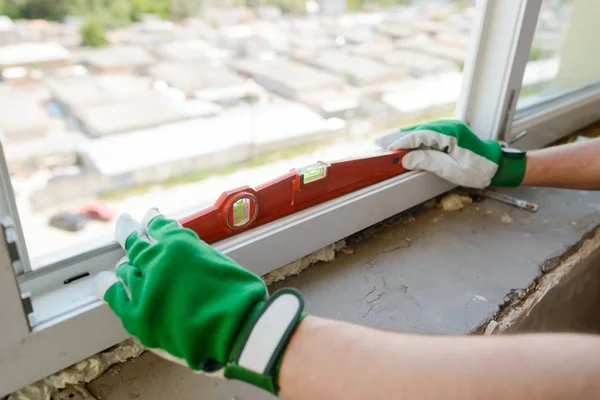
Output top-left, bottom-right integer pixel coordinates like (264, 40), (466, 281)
(12, 185), (600, 400)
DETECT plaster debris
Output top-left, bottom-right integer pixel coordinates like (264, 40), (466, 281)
(438, 193), (472, 211)
(9, 338), (144, 400)
(341, 247), (354, 255)
(501, 214), (513, 224)
(262, 240), (346, 286)
(484, 320), (499, 335)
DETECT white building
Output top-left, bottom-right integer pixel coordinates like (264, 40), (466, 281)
(77, 99), (345, 188)
(153, 39), (231, 63)
(0, 84), (51, 142)
(78, 45), (155, 74)
(378, 50), (459, 77)
(0, 16), (16, 45)
(49, 74), (198, 137)
(0, 42), (71, 70)
(304, 50), (408, 86)
(381, 71), (462, 117)
(230, 58), (345, 99)
(147, 61), (260, 105)
(319, 0), (346, 17)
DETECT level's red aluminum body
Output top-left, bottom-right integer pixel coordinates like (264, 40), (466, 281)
(181, 150), (410, 243)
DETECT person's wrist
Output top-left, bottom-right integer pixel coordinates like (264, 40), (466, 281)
(490, 146), (527, 187)
(224, 288), (304, 394)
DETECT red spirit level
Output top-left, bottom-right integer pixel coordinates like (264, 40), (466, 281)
(181, 150), (410, 243)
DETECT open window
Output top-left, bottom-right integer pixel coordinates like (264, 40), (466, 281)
(511, 0), (600, 149)
(0, 0), (597, 396)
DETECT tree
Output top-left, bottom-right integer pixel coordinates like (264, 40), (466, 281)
(8, 0), (70, 20)
(347, 0), (363, 11)
(454, 0), (470, 11)
(130, 0), (170, 20)
(1, 0), (185, 23)
(80, 17), (109, 47)
(529, 46), (546, 61)
(110, 0), (133, 23)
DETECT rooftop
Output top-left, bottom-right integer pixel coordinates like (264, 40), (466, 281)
(308, 50), (405, 84)
(345, 41), (396, 58)
(0, 42), (70, 68)
(380, 50), (458, 76)
(79, 45), (155, 70)
(396, 37), (468, 62)
(5, 124), (81, 162)
(375, 23), (414, 39)
(230, 58), (344, 93)
(0, 16), (15, 32)
(49, 74), (153, 108)
(297, 88), (361, 114)
(0, 84), (50, 140)
(153, 39), (228, 62)
(322, 24), (376, 44)
(407, 19), (444, 35)
(147, 62), (247, 93)
(74, 94), (196, 137)
(381, 71), (462, 113)
(78, 99), (342, 176)
(47, 74), (196, 136)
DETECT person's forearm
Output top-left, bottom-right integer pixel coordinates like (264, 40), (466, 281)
(279, 316), (600, 400)
(521, 138), (600, 189)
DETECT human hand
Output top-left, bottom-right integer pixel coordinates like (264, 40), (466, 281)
(94, 208), (304, 394)
(375, 119), (526, 188)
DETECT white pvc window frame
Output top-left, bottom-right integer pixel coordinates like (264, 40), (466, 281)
(458, 0), (600, 148)
(0, 0), (596, 396)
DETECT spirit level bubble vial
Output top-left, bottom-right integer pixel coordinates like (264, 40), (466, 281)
(297, 162), (330, 184)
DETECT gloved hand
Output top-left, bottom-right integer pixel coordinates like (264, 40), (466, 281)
(94, 208), (304, 395)
(375, 119), (526, 188)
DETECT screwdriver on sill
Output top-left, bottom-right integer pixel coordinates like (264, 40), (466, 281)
(471, 189), (539, 212)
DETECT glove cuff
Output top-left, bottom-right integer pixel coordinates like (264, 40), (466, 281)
(225, 288), (304, 394)
(490, 147), (527, 187)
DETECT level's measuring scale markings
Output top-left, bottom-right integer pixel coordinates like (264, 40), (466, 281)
(181, 150), (410, 243)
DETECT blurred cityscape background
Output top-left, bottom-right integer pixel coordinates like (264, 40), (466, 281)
(0, 0), (570, 261)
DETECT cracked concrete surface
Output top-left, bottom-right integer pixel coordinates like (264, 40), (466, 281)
(86, 186), (600, 400)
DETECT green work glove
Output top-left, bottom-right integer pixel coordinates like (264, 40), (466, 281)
(375, 119), (527, 188)
(94, 208), (304, 395)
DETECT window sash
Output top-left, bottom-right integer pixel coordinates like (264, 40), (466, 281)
(511, 82), (600, 149)
(455, 0), (543, 141)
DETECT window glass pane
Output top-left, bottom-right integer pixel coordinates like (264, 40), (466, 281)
(518, 0), (600, 110)
(0, 0), (473, 268)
